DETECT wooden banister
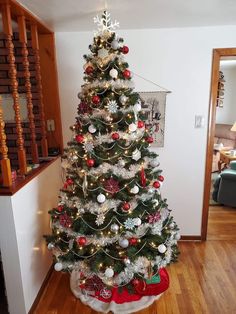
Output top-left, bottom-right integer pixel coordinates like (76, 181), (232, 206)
(0, 96), (12, 187)
(18, 15), (39, 164)
(31, 24), (48, 157)
(1, 3), (27, 175)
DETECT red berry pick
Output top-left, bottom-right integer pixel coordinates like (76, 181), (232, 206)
(158, 175), (164, 182)
(129, 237), (138, 245)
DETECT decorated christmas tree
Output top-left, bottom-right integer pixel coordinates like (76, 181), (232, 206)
(45, 11), (179, 313)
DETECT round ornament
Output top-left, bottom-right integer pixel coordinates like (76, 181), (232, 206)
(97, 193), (106, 203)
(129, 237), (138, 245)
(111, 39), (120, 50)
(133, 102), (142, 112)
(109, 68), (118, 79)
(119, 95), (128, 104)
(169, 222), (175, 229)
(112, 132), (120, 140)
(85, 66), (94, 75)
(158, 175), (164, 182)
(86, 159), (95, 167)
(134, 217), (142, 226)
(119, 238), (129, 248)
(175, 233), (181, 240)
(110, 223), (119, 232)
(47, 243), (54, 250)
(75, 134), (84, 143)
(88, 125), (97, 133)
(153, 181), (161, 189)
(122, 46), (129, 54)
(76, 236), (87, 246)
(92, 95), (100, 105)
(146, 136), (154, 143)
(57, 205), (63, 212)
(105, 267), (114, 278)
(54, 262), (63, 271)
(122, 202), (131, 211)
(123, 257), (131, 265)
(129, 123), (137, 132)
(158, 244), (167, 254)
(123, 69), (131, 79)
(138, 120), (145, 128)
(150, 159), (159, 167)
(130, 185), (139, 194)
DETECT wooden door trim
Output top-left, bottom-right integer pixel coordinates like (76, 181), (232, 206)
(201, 48), (236, 240)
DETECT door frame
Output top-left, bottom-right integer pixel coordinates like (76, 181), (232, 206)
(201, 48), (236, 240)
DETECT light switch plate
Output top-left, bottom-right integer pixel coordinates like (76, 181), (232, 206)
(195, 115), (204, 128)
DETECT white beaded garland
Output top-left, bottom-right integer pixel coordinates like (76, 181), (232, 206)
(105, 267), (114, 278)
(157, 244), (167, 254)
(97, 193), (106, 203)
(54, 262), (63, 271)
(109, 68), (118, 79)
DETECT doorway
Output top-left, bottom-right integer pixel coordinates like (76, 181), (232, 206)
(201, 48), (236, 240)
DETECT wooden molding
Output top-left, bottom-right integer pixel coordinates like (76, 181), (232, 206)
(201, 47), (236, 241)
(180, 235), (201, 241)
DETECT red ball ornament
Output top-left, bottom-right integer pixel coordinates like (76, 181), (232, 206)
(75, 134), (84, 143)
(76, 236), (87, 246)
(122, 202), (131, 211)
(112, 132), (120, 140)
(138, 120), (145, 128)
(57, 205), (63, 212)
(123, 69), (131, 79)
(158, 175), (164, 182)
(129, 237), (138, 245)
(92, 95), (100, 105)
(85, 66), (94, 75)
(153, 181), (161, 189)
(86, 159), (95, 167)
(122, 46), (129, 54)
(66, 178), (73, 185)
(146, 136), (154, 143)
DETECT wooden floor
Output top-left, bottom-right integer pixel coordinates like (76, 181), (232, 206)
(34, 205), (236, 314)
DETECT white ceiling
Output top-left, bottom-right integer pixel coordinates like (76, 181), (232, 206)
(18, 0), (236, 32)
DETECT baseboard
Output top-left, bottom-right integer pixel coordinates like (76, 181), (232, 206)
(180, 235), (202, 241)
(28, 264), (54, 314)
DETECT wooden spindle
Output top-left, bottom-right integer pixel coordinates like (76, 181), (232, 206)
(1, 3), (27, 175)
(31, 24), (48, 157)
(18, 15), (39, 164)
(0, 96), (12, 187)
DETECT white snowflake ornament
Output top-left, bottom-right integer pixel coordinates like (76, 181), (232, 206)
(96, 213), (105, 225)
(124, 218), (136, 230)
(94, 11), (119, 34)
(97, 47), (109, 59)
(107, 100), (118, 113)
(83, 142), (94, 153)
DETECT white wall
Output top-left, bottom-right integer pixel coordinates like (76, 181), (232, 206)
(0, 158), (61, 314)
(216, 64), (236, 125)
(55, 25), (236, 236)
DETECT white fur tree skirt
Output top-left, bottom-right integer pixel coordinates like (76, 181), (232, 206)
(70, 271), (162, 314)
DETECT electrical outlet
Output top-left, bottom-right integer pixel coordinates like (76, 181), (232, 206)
(47, 119), (55, 131)
(195, 115), (204, 128)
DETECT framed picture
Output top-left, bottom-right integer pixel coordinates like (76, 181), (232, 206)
(138, 91), (167, 147)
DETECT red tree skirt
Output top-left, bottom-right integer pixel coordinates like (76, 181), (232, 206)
(70, 268), (169, 314)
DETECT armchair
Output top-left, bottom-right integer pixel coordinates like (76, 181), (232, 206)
(212, 161), (236, 207)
